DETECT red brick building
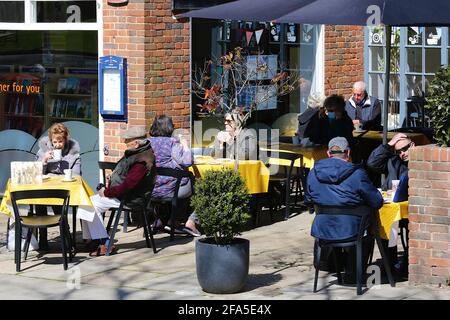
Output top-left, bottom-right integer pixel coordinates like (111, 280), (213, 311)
(102, 1), (365, 161)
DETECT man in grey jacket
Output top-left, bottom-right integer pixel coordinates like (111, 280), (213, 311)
(345, 81), (382, 131)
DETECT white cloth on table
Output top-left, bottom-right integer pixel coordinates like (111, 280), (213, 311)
(78, 194), (121, 240)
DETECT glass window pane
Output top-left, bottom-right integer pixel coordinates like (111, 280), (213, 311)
(0, 1), (24, 22)
(286, 23), (299, 43)
(288, 45), (300, 69)
(389, 74), (400, 100)
(391, 27), (401, 46)
(300, 24), (314, 44)
(406, 75), (423, 98)
(369, 27), (384, 45)
(370, 46), (384, 72)
(425, 48), (441, 73)
(300, 45), (314, 70)
(406, 48), (422, 73)
(425, 27), (442, 46)
(0, 31), (98, 139)
(36, 1), (97, 23)
(407, 27), (422, 45)
(369, 73), (384, 98)
(425, 75), (436, 95)
(390, 47), (400, 73)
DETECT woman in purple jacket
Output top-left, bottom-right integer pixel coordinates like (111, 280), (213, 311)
(148, 115), (200, 237)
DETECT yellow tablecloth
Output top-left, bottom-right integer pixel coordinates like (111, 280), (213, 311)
(0, 176), (95, 217)
(260, 142), (328, 169)
(378, 201), (409, 240)
(190, 157), (269, 194)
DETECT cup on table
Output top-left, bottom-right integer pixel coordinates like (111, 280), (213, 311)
(292, 135), (300, 145)
(391, 180), (400, 192)
(64, 169), (73, 180)
(355, 123), (363, 131)
(390, 179), (400, 200)
(53, 149), (62, 161)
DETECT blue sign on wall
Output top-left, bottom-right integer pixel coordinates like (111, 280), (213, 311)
(99, 55), (127, 121)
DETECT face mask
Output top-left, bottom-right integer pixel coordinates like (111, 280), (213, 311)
(327, 111), (336, 120)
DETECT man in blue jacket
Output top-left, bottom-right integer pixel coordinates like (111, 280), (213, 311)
(305, 137), (383, 281)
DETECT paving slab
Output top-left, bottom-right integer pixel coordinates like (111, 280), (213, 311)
(0, 211), (448, 300)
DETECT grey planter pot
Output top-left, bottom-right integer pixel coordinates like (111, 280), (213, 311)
(195, 237), (249, 294)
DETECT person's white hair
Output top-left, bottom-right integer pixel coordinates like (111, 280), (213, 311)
(353, 81), (366, 91)
(307, 92), (326, 109)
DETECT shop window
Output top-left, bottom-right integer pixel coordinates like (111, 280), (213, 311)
(0, 30), (98, 138)
(0, 1), (24, 23)
(192, 19), (318, 134)
(35, 1), (97, 23)
(366, 26), (449, 129)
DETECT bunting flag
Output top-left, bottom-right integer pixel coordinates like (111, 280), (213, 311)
(245, 31), (253, 46)
(254, 29), (264, 45)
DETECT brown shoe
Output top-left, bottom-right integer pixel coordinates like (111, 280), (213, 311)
(89, 244), (117, 257)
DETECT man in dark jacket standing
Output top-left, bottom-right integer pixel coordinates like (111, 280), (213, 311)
(366, 133), (413, 190)
(345, 81), (382, 131)
(305, 137), (383, 280)
(77, 126), (156, 256)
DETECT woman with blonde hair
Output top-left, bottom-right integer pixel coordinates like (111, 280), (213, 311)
(35, 122), (81, 250)
(36, 122), (81, 175)
(296, 92), (326, 144)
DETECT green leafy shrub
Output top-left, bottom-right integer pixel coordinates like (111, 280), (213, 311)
(425, 66), (450, 147)
(191, 169), (251, 245)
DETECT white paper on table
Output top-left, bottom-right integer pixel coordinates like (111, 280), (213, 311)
(74, 205), (95, 222)
(102, 69), (121, 112)
(388, 220), (399, 247)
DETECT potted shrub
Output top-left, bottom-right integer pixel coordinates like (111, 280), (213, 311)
(191, 168), (251, 294)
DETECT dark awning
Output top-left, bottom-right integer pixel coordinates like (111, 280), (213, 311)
(172, 0), (235, 15)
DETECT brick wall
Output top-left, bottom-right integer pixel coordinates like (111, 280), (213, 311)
(324, 25), (364, 97)
(408, 145), (450, 286)
(102, 0), (190, 161)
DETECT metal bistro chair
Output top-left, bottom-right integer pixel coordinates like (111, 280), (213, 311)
(105, 189), (157, 256)
(98, 161), (132, 233)
(10, 189), (73, 272)
(150, 167), (195, 241)
(312, 205), (395, 295)
(267, 151), (301, 220)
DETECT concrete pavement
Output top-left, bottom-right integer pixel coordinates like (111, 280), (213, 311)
(0, 211), (448, 300)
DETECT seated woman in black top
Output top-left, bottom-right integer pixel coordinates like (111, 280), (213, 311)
(319, 94), (355, 148)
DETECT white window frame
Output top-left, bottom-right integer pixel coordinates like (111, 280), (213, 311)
(0, 0), (101, 30)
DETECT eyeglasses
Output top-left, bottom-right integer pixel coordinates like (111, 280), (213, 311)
(395, 143), (412, 155)
(224, 119), (233, 124)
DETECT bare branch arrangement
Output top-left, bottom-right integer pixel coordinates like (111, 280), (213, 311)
(192, 47), (303, 130)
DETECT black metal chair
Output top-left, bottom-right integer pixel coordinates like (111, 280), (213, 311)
(150, 167), (195, 241)
(105, 190), (157, 256)
(267, 151), (302, 220)
(312, 205), (395, 295)
(10, 189), (72, 272)
(98, 161), (132, 233)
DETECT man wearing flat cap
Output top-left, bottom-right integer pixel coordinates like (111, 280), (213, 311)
(304, 137), (382, 282)
(77, 126), (156, 256)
